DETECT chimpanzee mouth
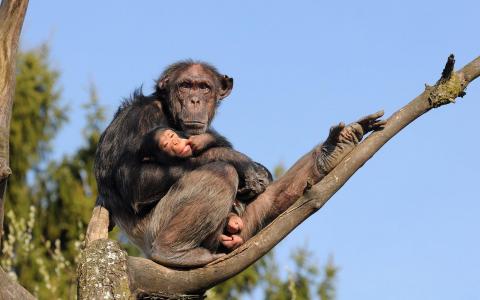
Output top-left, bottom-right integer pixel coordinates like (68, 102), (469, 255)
(183, 121), (206, 129)
(182, 121), (207, 134)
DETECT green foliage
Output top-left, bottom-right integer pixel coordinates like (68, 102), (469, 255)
(264, 246), (319, 300)
(1, 205), (82, 298)
(1, 46), (103, 299)
(317, 257), (338, 300)
(6, 44), (66, 218)
(35, 86), (102, 262)
(264, 247), (338, 300)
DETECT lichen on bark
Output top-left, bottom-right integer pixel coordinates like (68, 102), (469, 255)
(77, 239), (132, 300)
(428, 72), (467, 108)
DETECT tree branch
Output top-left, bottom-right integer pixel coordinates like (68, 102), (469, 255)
(0, 0), (29, 243)
(0, 268), (35, 300)
(82, 54), (480, 298)
(85, 205), (110, 246)
(0, 1), (36, 299)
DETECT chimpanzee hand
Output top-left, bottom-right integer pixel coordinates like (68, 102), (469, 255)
(187, 133), (215, 154)
(219, 233), (244, 250)
(237, 162), (273, 201)
(316, 110), (386, 176)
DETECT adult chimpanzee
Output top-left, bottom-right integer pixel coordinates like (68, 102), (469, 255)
(94, 60), (385, 268)
(95, 61), (272, 267)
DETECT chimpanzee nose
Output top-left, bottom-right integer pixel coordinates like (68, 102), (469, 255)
(190, 97), (200, 105)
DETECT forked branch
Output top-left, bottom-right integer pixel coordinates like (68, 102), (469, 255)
(82, 54), (480, 298)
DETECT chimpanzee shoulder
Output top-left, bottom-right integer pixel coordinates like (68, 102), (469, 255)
(94, 88), (169, 207)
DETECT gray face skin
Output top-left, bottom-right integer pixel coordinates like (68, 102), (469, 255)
(174, 65), (218, 135)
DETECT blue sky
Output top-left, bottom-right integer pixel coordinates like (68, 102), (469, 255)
(20, 1), (479, 299)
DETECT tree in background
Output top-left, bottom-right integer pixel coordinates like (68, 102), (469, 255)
(317, 257), (338, 300)
(6, 44), (66, 219)
(1, 45), (104, 298)
(263, 246), (338, 300)
(1, 45), (71, 297)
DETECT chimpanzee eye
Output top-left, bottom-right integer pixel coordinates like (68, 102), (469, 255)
(179, 81), (192, 89)
(199, 83), (211, 92)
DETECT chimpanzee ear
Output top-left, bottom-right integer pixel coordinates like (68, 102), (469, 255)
(218, 75), (233, 100)
(156, 76), (169, 93)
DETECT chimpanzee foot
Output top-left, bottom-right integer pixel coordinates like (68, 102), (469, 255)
(315, 110), (385, 176)
(150, 246), (225, 268)
(226, 213), (244, 234)
(219, 234), (244, 250)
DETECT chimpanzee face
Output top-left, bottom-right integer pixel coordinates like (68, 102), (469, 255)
(158, 63), (233, 135)
(173, 65), (217, 134)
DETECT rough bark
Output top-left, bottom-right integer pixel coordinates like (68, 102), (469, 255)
(0, 0), (29, 242)
(85, 205), (110, 246)
(77, 239), (132, 300)
(0, 1), (36, 299)
(80, 54), (479, 298)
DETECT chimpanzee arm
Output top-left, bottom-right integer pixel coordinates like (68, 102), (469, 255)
(115, 158), (185, 214)
(204, 129), (233, 148)
(187, 129), (233, 154)
(191, 147), (272, 200)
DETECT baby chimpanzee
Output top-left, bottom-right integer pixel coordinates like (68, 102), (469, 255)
(140, 127), (261, 249)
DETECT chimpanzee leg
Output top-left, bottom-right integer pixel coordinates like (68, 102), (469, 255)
(147, 161), (238, 268)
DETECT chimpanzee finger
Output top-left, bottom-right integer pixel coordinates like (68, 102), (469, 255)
(220, 235), (244, 250)
(360, 117), (386, 134)
(219, 234), (233, 241)
(369, 119), (387, 130)
(373, 119), (388, 126)
(356, 110), (385, 128)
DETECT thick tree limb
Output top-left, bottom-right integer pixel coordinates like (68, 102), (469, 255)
(0, 0), (29, 244)
(0, 1), (36, 299)
(82, 54), (479, 298)
(77, 239), (132, 300)
(0, 267), (35, 300)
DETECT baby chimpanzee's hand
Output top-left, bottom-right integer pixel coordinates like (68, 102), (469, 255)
(220, 234), (244, 249)
(187, 133), (216, 153)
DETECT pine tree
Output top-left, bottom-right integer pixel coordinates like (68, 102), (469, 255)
(6, 44), (66, 219)
(1, 45), (69, 297)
